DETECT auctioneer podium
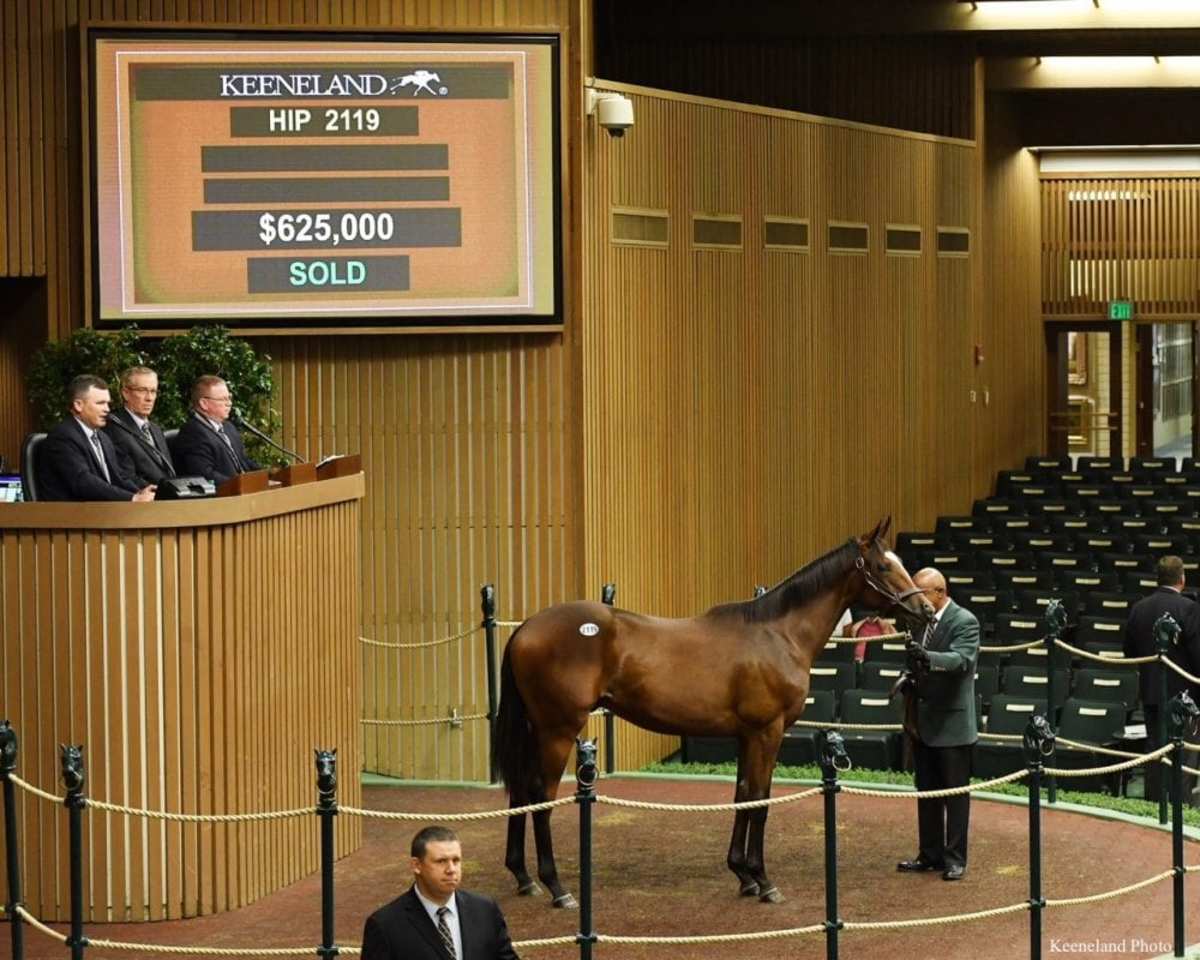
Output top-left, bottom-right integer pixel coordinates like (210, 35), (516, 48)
(0, 465), (364, 921)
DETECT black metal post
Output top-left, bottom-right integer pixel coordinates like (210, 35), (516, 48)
(315, 749), (339, 960)
(61, 745), (87, 960)
(1023, 716), (1053, 960)
(1166, 693), (1198, 958)
(600, 583), (617, 775)
(575, 739), (598, 960)
(0, 722), (23, 960)
(752, 585), (767, 598)
(1155, 613), (1179, 826)
(817, 730), (848, 960)
(1042, 600), (1066, 807)
(482, 584), (499, 784)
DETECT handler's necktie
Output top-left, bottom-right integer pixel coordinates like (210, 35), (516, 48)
(89, 432), (111, 482)
(140, 423), (156, 449)
(436, 906), (457, 960)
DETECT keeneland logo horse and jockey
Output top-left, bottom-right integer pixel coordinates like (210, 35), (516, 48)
(389, 70), (447, 96)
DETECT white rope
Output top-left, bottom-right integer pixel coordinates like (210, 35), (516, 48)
(1044, 743), (1174, 778)
(1162, 657), (1200, 686)
(790, 719), (901, 731)
(980, 638), (1046, 654)
(359, 625), (479, 650)
(841, 769), (1028, 799)
(1044, 869), (1174, 908)
(596, 923), (825, 945)
(595, 787), (822, 813)
(361, 713), (487, 726)
(842, 900), (1031, 930)
(512, 935), (580, 949)
(1053, 637), (1151, 665)
(826, 630), (910, 645)
(339, 796), (575, 821)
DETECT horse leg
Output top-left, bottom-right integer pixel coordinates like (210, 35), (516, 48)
(505, 801), (539, 896)
(532, 728), (578, 909)
(726, 738), (758, 897)
(743, 725), (785, 904)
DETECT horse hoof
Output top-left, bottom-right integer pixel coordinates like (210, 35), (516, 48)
(739, 880), (760, 897)
(552, 893), (579, 909)
(758, 886), (785, 904)
(517, 882), (542, 897)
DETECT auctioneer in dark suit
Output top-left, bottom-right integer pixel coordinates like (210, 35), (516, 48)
(911, 599), (980, 871)
(171, 414), (261, 487)
(105, 407), (176, 487)
(1123, 586), (1200, 800)
(361, 887), (519, 960)
(36, 418), (141, 501)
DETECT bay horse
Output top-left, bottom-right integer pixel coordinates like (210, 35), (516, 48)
(492, 518), (934, 907)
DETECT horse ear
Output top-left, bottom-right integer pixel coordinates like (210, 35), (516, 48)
(879, 516), (892, 542)
(863, 517), (883, 544)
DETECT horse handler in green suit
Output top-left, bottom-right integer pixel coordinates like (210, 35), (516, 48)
(895, 567), (980, 881)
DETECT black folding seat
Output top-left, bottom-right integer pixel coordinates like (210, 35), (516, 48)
(994, 569), (1054, 591)
(1072, 532), (1129, 555)
(1062, 482), (1115, 503)
(1100, 552), (1147, 574)
(1166, 518), (1200, 539)
(992, 516), (1047, 536)
(838, 690), (903, 772)
(974, 663), (1000, 709)
(1048, 516), (1105, 536)
(936, 515), (990, 536)
(992, 612), (1047, 650)
(1055, 569), (1118, 592)
(1052, 470), (1087, 486)
(1145, 501), (1196, 521)
(948, 531), (1004, 553)
(1073, 617), (1127, 665)
(946, 570), (996, 590)
(809, 663), (859, 708)
(1133, 534), (1191, 556)
(1001, 665), (1069, 712)
(863, 635), (913, 664)
(1118, 484), (1170, 506)
(1078, 455), (1124, 473)
(1036, 552), (1089, 574)
(1077, 591), (1136, 619)
(977, 550), (1032, 575)
(1011, 532), (1071, 553)
(924, 550), (975, 572)
(1028, 500), (1082, 520)
(1014, 482), (1063, 501)
(975, 695), (1048, 779)
(1106, 472), (1138, 487)
(1109, 517), (1156, 536)
(996, 470), (1041, 497)
(1158, 476), (1194, 492)
(777, 689), (839, 766)
(1121, 570), (1159, 595)
(1026, 455), (1070, 472)
(815, 633), (860, 663)
(1084, 500), (1134, 520)
(897, 531), (940, 556)
(972, 499), (1027, 519)
(1072, 668), (1139, 717)
(1053, 698), (1128, 794)
(957, 589), (1012, 631)
(1130, 457), (1176, 480)
(1015, 587), (1078, 619)
(859, 660), (907, 693)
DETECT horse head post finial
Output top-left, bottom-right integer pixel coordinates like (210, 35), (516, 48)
(1043, 599), (1067, 640)
(480, 584), (496, 625)
(1154, 613), (1181, 655)
(314, 749), (338, 810)
(1167, 691), (1200, 741)
(0, 721), (18, 777)
(60, 744), (86, 804)
(817, 729), (850, 779)
(601, 583), (616, 606)
(1022, 715), (1055, 766)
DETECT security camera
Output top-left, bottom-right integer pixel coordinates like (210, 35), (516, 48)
(586, 89), (634, 138)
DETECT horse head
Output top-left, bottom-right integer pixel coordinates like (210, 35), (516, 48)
(854, 517), (935, 627)
(0, 721), (17, 773)
(60, 744), (85, 794)
(315, 748), (337, 805)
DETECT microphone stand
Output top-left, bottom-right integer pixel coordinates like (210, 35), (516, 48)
(230, 410), (306, 463)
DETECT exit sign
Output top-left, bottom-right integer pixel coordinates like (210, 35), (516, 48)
(1108, 300), (1134, 321)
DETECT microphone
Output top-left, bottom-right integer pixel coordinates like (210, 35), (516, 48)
(229, 408), (306, 463)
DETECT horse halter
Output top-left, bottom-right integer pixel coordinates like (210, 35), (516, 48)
(854, 552), (926, 612)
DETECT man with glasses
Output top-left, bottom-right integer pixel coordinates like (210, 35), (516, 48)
(172, 375), (261, 486)
(105, 366), (176, 487)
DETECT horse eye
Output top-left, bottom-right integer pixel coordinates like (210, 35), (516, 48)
(878, 563), (890, 573)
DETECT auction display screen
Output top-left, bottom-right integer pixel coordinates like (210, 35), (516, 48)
(88, 32), (560, 328)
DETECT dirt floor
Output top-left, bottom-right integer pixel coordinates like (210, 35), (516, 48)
(6, 776), (1200, 960)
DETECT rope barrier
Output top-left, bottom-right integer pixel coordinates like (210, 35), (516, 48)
(15, 907), (66, 943)
(1043, 869), (1175, 908)
(339, 796), (575, 822)
(1053, 737), (1143, 760)
(596, 923), (825, 945)
(791, 719), (901, 731)
(10, 776), (311, 822)
(1044, 743), (1174, 778)
(512, 935), (580, 949)
(359, 625), (480, 650)
(979, 638), (1047, 655)
(1161, 657), (1200, 686)
(840, 768), (1028, 799)
(1052, 637), (1153, 665)
(495, 620), (523, 628)
(826, 630), (909, 645)
(841, 900), (1032, 930)
(360, 713), (487, 727)
(595, 787), (822, 813)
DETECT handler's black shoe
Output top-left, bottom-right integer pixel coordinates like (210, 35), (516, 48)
(896, 858), (941, 873)
(942, 864), (965, 881)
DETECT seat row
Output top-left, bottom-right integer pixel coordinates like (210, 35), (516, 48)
(901, 553), (1169, 593)
(1023, 455), (1189, 473)
(937, 513), (1200, 535)
(901, 530), (1200, 557)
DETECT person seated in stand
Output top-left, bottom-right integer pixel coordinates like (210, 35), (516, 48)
(171, 375), (261, 487)
(36, 374), (156, 502)
(105, 365), (176, 487)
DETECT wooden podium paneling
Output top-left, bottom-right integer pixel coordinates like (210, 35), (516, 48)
(0, 473), (365, 922)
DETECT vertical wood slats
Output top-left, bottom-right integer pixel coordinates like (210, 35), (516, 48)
(1041, 176), (1200, 318)
(0, 496), (363, 922)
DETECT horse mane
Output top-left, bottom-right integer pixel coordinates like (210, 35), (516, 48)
(709, 539), (859, 623)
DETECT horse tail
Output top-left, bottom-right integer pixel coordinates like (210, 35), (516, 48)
(493, 633), (540, 800)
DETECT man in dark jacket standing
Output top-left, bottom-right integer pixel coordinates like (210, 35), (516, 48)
(361, 825), (519, 960)
(897, 567), (980, 881)
(105, 366), (176, 487)
(1123, 555), (1200, 802)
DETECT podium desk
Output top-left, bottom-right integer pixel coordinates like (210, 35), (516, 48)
(0, 473), (364, 921)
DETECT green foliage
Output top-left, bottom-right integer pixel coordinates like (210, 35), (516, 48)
(645, 760), (1200, 827)
(26, 324), (286, 466)
(26, 327), (147, 429)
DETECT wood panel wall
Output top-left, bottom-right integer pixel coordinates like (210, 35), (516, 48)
(0, 485), (363, 922)
(578, 84), (1043, 769)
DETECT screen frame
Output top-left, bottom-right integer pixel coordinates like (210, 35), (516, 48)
(83, 24), (564, 336)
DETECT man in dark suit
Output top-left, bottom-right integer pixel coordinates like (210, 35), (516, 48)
(171, 375), (261, 486)
(896, 567), (980, 881)
(361, 825), (519, 960)
(36, 374), (157, 502)
(1123, 555), (1200, 802)
(105, 366), (176, 487)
